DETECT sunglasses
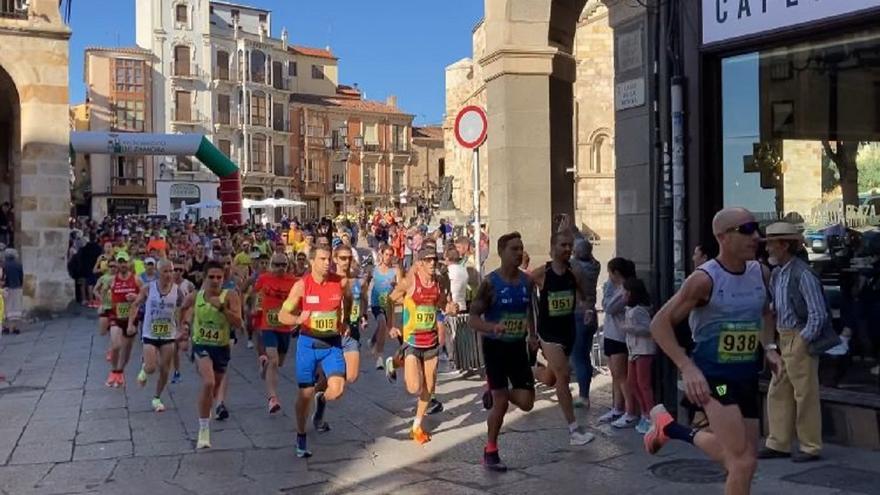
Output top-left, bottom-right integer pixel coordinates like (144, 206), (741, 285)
(727, 221), (760, 236)
(207, 275), (224, 280)
(174, 268), (185, 272)
(272, 262), (288, 267)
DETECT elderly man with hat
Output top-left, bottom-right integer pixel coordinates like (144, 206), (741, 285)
(759, 221), (830, 463)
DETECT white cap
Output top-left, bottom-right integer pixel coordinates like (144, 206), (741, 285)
(145, 257), (156, 265)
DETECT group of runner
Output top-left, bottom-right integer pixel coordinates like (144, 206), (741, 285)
(85, 205), (775, 494)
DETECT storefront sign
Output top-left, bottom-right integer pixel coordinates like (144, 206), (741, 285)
(703, 0), (880, 45)
(169, 183), (200, 199)
(615, 78), (645, 111)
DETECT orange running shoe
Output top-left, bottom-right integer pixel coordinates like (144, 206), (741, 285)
(105, 371), (116, 387)
(411, 426), (431, 445)
(644, 404), (673, 455)
(115, 372), (126, 388)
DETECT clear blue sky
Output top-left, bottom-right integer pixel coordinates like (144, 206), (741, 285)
(68, 0), (484, 125)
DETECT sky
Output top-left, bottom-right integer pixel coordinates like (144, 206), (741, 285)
(67, 0), (484, 125)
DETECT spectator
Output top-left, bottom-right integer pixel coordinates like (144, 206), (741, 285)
(2, 249), (24, 335)
(0, 202), (13, 247)
(570, 234), (601, 409)
(621, 277), (656, 434)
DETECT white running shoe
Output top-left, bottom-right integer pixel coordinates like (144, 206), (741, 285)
(376, 356), (384, 370)
(196, 428), (211, 449)
(246, 340), (254, 350)
(611, 413), (639, 429)
(570, 427), (595, 446)
(597, 409), (622, 423)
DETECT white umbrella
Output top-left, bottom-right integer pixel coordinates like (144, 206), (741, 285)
(242, 198), (271, 209)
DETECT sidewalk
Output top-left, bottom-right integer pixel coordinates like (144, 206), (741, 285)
(0, 316), (876, 494)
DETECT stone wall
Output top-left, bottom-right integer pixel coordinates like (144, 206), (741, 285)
(0, 0), (75, 312)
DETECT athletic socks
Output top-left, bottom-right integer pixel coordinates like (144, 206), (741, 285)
(413, 417), (422, 431)
(663, 421), (698, 444)
(486, 441), (498, 453)
(296, 433), (308, 450)
(198, 417), (210, 430)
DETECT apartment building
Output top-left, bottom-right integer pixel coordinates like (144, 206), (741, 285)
(81, 47), (157, 218)
(290, 88), (414, 219)
(135, 0), (340, 217)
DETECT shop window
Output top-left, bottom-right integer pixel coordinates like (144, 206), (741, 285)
(720, 27), (880, 392)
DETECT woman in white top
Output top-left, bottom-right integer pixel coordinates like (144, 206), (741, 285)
(598, 258), (639, 428)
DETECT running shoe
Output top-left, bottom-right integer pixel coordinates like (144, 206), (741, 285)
(246, 339), (254, 350)
(611, 414), (638, 429)
(258, 355), (268, 381)
(481, 387), (493, 411)
(171, 370), (181, 384)
(426, 398), (444, 415)
(375, 356), (384, 370)
(597, 409), (623, 424)
(196, 428), (211, 449)
(569, 427), (596, 446)
(312, 392), (330, 432)
(411, 427), (431, 445)
(105, 371), (117, 388)
(268, 396), (281, 414)
(573, 397), (591, 409)
(644, 404), (673, 455)
(215, 403), (229, 421)
(483, 448), (508, 472)
(635, 417), (651, 435)
(385, 357), (397, 383)
(115, 372), (126, 388)
(296, 435), (312, 458)
(152, 397), (166, 413)
(137, 365), (148, 388)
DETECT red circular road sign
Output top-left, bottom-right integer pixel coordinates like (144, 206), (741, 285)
(454, 105), (488, 149)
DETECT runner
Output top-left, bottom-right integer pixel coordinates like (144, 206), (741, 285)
(212, 252), (239, 421)
(253, 253), (298, 414)
(370, 244), (402, 370)
(387, 247), (450, 444)
(529, 223), (595, 446)
(106, 252), (142, 388)
(278, 245), (351, 458)
(94, 259), (117, 362)
(334, 245), (366, 384)
(645, 207), (780, 495)
(179, 260), (243, 449)
(468, 232), (538, 471)
(127, 259), (184, 412)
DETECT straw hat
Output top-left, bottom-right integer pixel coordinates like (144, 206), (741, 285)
(765, 222), (803, 242)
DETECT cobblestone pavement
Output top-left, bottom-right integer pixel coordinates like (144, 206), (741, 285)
(0, 317), (877, 495)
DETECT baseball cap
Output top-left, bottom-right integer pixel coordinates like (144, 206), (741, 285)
(115, 252), (130, 262)
(145, 257), (156, 265)
(417, 247), (438, 260)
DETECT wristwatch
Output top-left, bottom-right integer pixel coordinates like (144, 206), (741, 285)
(765, 343), (779, 352)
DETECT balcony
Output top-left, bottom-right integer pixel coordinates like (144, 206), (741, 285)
(170, 62), (202, 81)
(111, 177), (147, 196)
(272, 120), (291, 133)
(391, 148), (413, 165)
(271, 77), (291, 91)
(170, 108), (208, 128)
(0, 0), (27, 19)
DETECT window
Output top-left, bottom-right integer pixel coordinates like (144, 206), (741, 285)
(272, 61), (284, 89)
(114, 59), (144, 93)
(218, 139), (231, 158)
(363, 165), (376, 194)
(591, 134), (613, 174)
(216, 51), (229, 80)
(288, 61), (297, 77)
(174, 90), (191, 121)
(175, 4), (187, 23)
(251, 135), (267, 171)
(392, 167), (405, 194)
(231, 9), (239, 22)
(364, 124), (379, 145)
(114, 156), (144, 182)
(392, 125), (407, 152)
(113, 100), (145, 131)
(217, 94), (230, 125)
(272, 102), (285, 131)
(439, 157), (445, 177)
(305, 155), (321, 182)
(259, 13), (267, 23)
(250, 50), (266, 84)
(311, 64), (324, 80)
(173, 45), (191, 76)
(177, 156), (195, 172)
(250, 92), (267, 126)
(273, 145), (286, 176)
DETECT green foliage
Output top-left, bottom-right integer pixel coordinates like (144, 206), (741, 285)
(857, 143), (880, 192)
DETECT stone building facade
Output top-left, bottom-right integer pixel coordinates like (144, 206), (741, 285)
(445, 2), (616, 247)
(410, 126), (445, 216)
(0, 0), (74, 312)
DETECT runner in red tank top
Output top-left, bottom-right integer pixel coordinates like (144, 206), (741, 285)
(106, 252), (142, 388)
(253, 253), (298, 414)
(278, 245), (351, 458)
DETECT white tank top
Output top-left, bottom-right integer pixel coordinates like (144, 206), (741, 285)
(141, 281), (180, 341)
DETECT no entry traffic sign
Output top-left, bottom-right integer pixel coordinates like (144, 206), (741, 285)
(454, 106), (488, 149)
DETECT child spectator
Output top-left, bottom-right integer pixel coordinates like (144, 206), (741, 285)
(621, 277), (656, 434)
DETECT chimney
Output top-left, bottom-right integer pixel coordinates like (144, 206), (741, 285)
(281, 27), (289, 50)
(386, 95), (397, 108)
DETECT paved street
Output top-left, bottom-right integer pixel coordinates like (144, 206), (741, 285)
(0, 316), (877, 495)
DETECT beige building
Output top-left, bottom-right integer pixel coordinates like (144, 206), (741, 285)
(445, 1), (616, 247)
(410, 126), (445, 215)
(0, 0), (74, 312)
(80, 47), (157, 218)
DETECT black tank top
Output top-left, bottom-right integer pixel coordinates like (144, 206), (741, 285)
(188, 256), (207, 282)
(538, 261), (577, 337)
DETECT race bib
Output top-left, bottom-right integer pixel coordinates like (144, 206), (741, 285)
(547, 291), (574, 317)
(350, 302), (361, 323)
(266, 309), (281, 327)
(717, 322), (760, 363)
(310, 311), (338, 334)
(413, 305), (437, 331)
(378, 293), (389, 307)
(500, 312), (527, 338)
(151, 319), (172, 338)
(116, 302), (131, 319)
(196, 325), (223, 344)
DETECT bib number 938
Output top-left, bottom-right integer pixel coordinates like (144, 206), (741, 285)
(717, 322), (759, 363)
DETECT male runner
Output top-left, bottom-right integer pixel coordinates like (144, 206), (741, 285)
(128, 259), (184, 412)
(645, 207), (780, 495)
(370, 244), (402, 371)
(180, 260), (243, 449)
(94, 259), (117, 362)
(530, 228), (595, 446)
(212, 252), (240, 421)
(278, 246), (351, 458)
(334, 245), (365, 383)
(106, 252), (142, 387)
(388, 247), (450, 444)
(253, 253), (298, 414)
(468, 232), (538, 471)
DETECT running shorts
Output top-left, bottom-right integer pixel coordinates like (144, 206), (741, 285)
(143, 337), (175, 348)
(404, 345), (440, 361)
(482, 337), (535, 391)
(261, 330), (292, 355)
(603, 337), (628, 357)
(342, 333), (359, 354)
(538, 329), (575, 357)
(296, 334), (345, 387)
(192, 344), (231, 374)
(681, 376), (760, 420)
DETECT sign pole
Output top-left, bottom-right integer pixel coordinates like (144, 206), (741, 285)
(473, 147), (481, 278)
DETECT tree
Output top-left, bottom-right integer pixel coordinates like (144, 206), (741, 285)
(821, 140), (861, 220)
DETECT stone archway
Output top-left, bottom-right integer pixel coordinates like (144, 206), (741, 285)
(0, 64), (20, 244)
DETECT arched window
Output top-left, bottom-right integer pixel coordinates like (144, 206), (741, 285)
(250, 50), (266, 84)
(590, 133), (614, 174)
